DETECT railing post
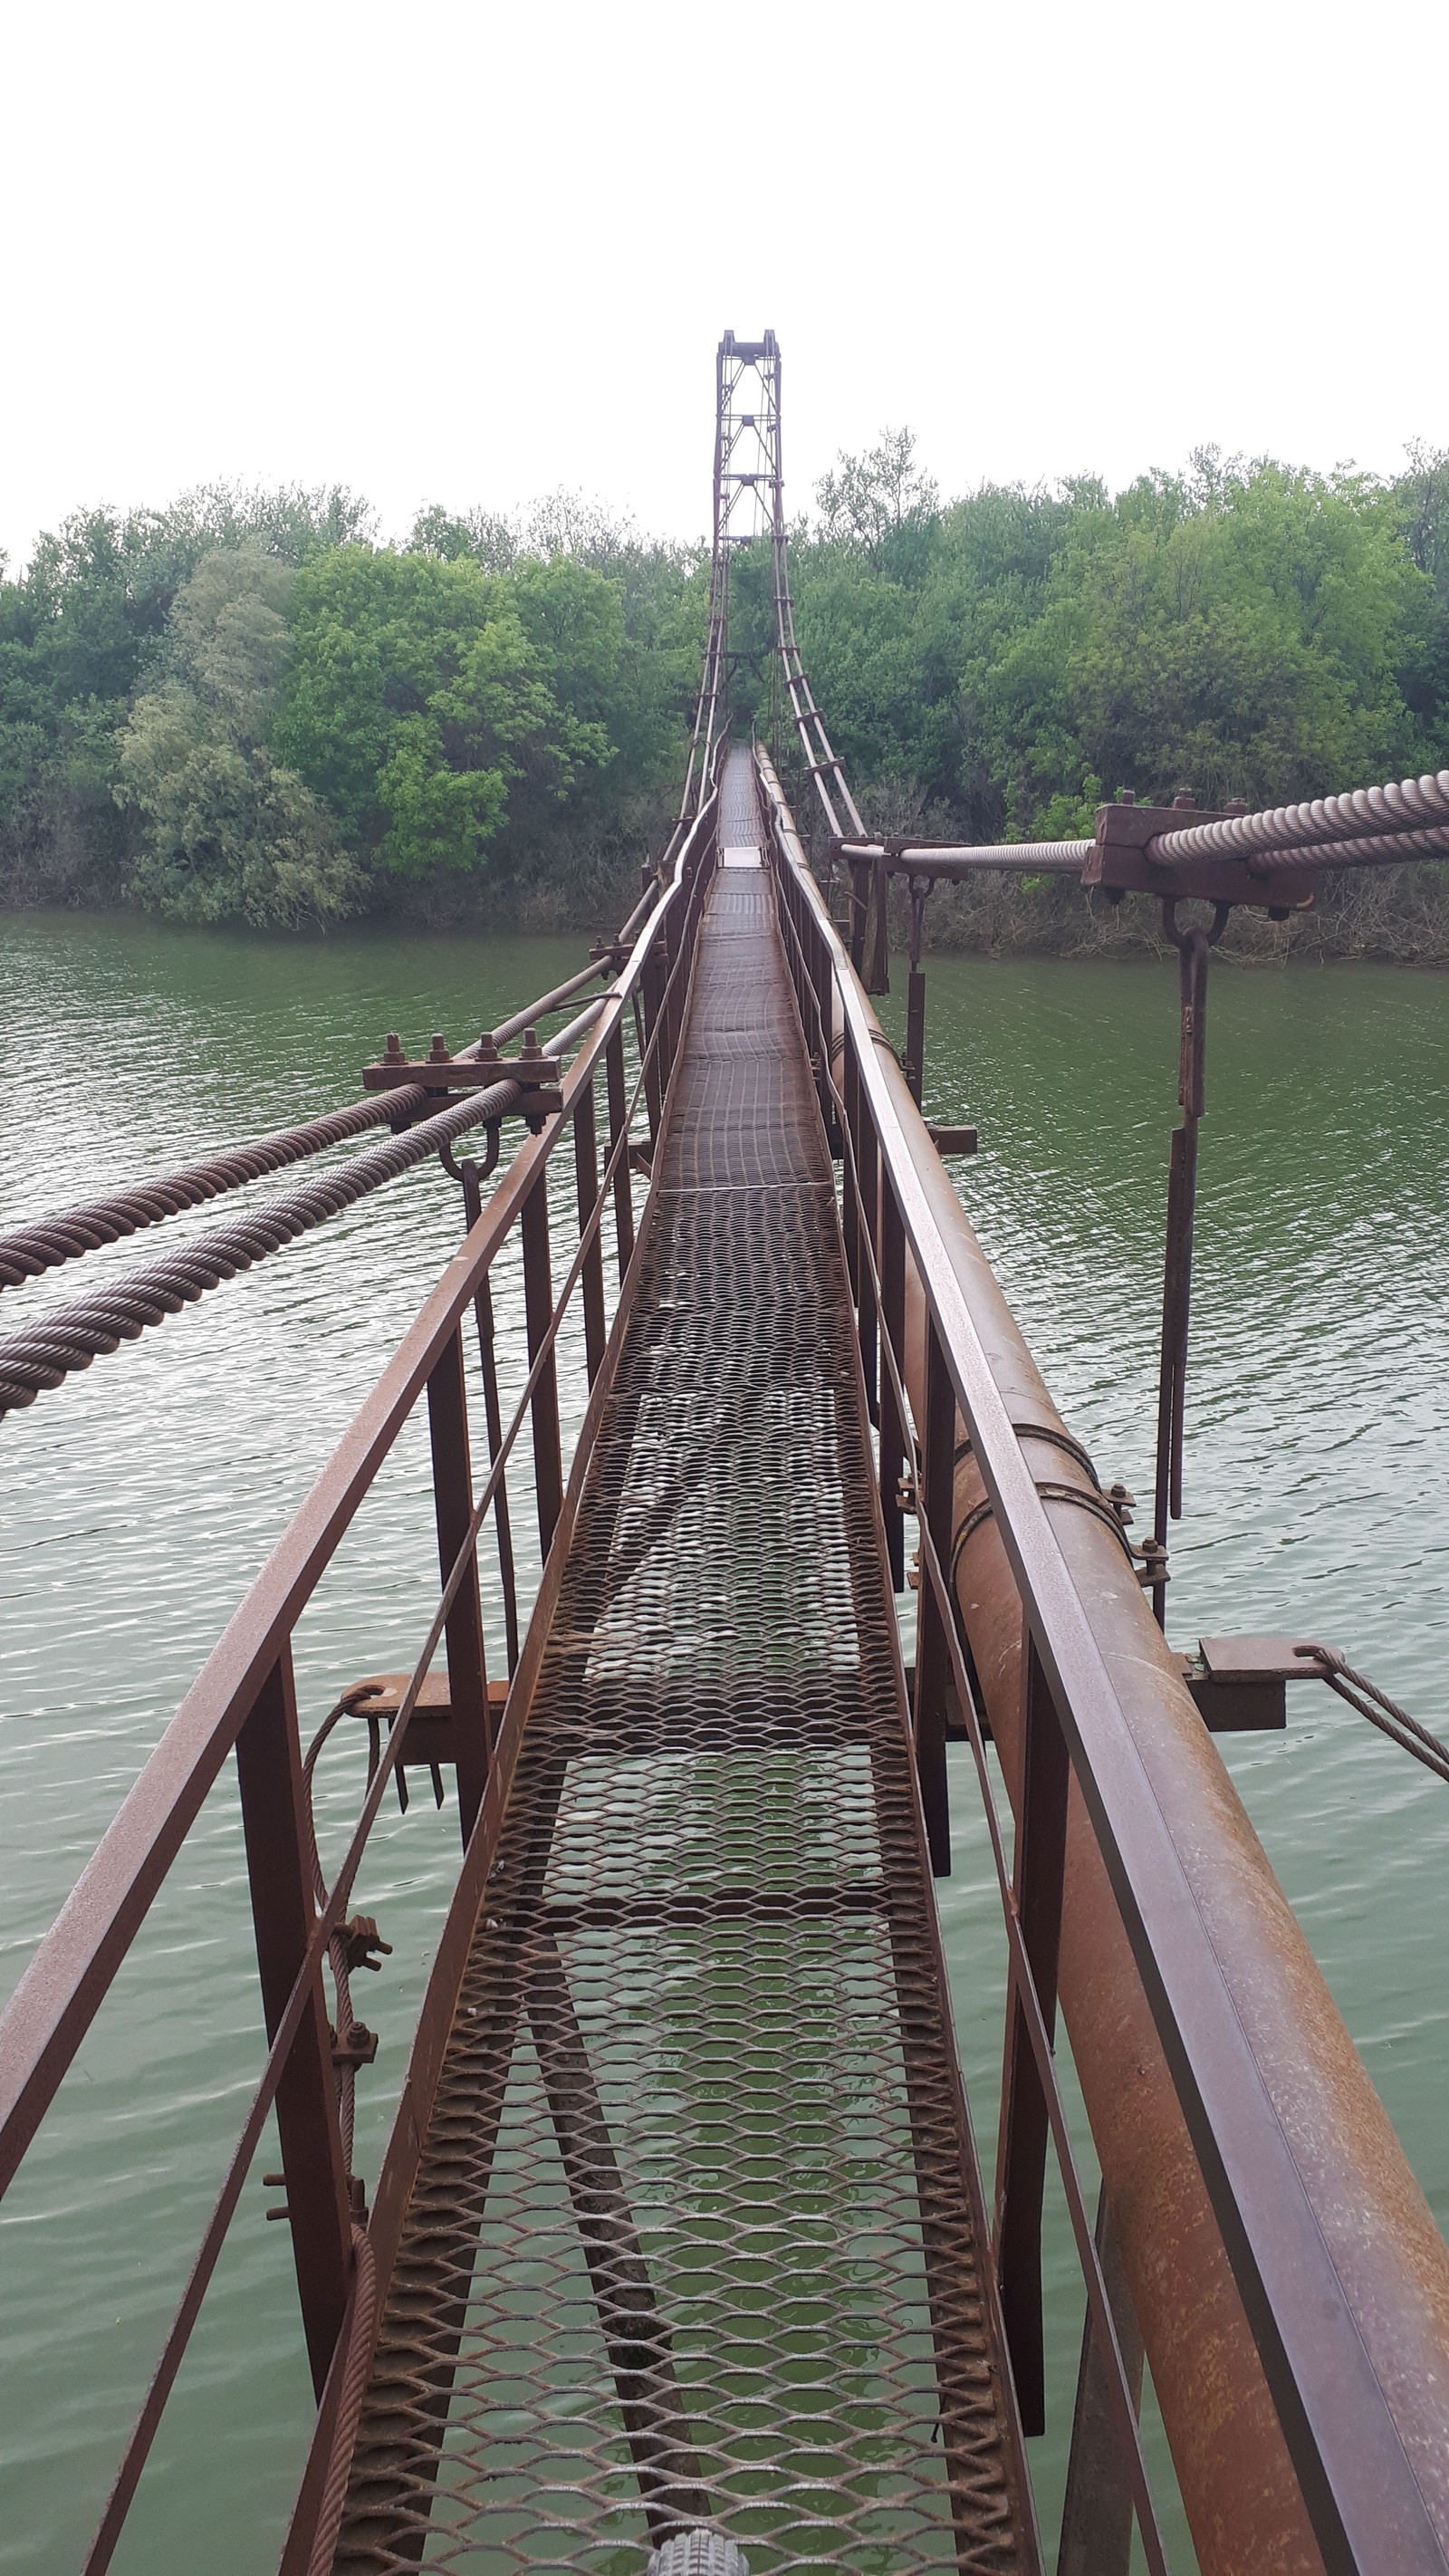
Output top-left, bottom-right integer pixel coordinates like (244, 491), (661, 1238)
(426, 1325), (491, 1844)
(811, 913), (835, 1138)
(855, 1068), (880, 1425)
(235, 1645), (352, 2398)
(848, 859), (869, 976)
(572, 1088), (608, 1387)
(604, 1022), (636, 1284)
(840, 1034), (861, 1317)
(521, 1168), (564, 1555)
(879, 1176), (907, 1593)
(993, 1627), (1070, 2435)
(662, 886), (685, 1079)
(461, 1161), (520, 1677)
(640, 940), (666, 1142)
(1058, 2185), (1147, 2576)
(912, 1320), (955, 1877)
(905, 963), (926, 1110)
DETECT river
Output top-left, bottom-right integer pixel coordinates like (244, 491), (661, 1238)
(0, 909), (1444, 2572)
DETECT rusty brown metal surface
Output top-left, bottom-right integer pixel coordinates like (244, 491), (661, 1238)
(993, 1636), (1070, 2438)
(760, 741), (1449, 2576)
(425, 1330), (492, 1846)
(325, 752), (1038, 2576)
(236, 1647), (354, 2395)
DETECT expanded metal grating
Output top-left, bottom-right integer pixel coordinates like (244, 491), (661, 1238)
(333, 753), (1035, 2576)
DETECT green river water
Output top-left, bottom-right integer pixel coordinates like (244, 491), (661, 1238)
(0, 910), (1444, 2572)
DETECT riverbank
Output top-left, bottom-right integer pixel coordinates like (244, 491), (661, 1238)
(880, 858), (1449, 966)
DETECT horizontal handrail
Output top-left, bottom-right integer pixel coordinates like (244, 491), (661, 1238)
(759, 743), (1449, 2576)
(0, 779), (721, 2206)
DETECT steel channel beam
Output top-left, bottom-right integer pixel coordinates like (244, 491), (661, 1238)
(758, 745), (1449, 2576)
(603, 1022), (636, 1283)
(913, 1323), (955, 1879)
(571, 1091), (608, 1386)
(426, 1329), (491, 1845)
(461, 1159), (521, 1677)
(993, 1632), (1070, 2435)
(235, 1646), (353, 2395)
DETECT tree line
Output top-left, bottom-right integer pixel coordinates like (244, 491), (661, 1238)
(2, 439), (1446, 935)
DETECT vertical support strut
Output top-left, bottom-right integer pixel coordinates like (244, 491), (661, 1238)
(427, 1324), (490, 1844)
(604, 1020), (636, 1284)
(1057, 2185), (1147, 2576)
(905, 878), (930, 1110)
(913, 1319), (955, 1878)
(850, 1045), (879, 1425)
(640, 946), (665, 1145)
(993, 1629), (1070, 2436)
(572, 1089), (607, 1388)
(879, 1175), (907, 1594)
(461, 1159), (520, 1678)
(235, 1647), (352, 2397)
(1150, 907), (1220, 1627)
(521, 1167), (564, 1557)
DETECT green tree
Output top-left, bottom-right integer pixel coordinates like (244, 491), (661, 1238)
(274, 545), (607, 884)
(117, 544), (356, 928)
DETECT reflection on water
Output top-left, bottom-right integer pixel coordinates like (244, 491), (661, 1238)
(0, 914), (1444, 2571)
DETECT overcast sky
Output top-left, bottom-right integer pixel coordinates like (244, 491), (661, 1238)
(3, 0), (1445, 572)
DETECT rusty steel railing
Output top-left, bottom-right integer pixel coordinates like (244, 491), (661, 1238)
(759, 742), (1449, 2576)
(0, 770), (721, 2572)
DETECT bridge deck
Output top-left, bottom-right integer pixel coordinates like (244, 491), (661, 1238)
(334, 750), (1035, 2573)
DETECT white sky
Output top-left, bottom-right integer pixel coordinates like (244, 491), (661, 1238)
(3, 0), (1445, 572)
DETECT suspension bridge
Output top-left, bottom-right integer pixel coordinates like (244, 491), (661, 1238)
(2, 333), (1449, 2576)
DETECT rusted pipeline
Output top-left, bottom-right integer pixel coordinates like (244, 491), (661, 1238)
(896, 1134), (1449, 2572)
(839, 839), (1093, 874)
(1149, 765), (1449, 866)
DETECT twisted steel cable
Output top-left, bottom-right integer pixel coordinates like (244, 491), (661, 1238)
(0, 1079), (519, 1418)
(1151, 766), (1449, 866)
(1246, 819), (1449, 871)
(1295, 1644), (1449, 1787)
(0, 1085), (431, 1291)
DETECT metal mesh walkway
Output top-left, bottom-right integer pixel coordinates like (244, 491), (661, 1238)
(333, 751), (1036, 2575)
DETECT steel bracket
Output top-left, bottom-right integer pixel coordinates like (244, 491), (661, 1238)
(1086, 800), (1316, 913)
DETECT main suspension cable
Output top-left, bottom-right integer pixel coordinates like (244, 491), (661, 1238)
(0, 1077), (520, 1418)
(0, 1087), (430, 1293)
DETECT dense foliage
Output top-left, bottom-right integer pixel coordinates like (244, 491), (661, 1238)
(764, 432), (1449, 845)
(2, 440), (1446, 933)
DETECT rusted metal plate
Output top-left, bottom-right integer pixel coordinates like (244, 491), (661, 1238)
(362, 1056), (560, 1090)
(1086, 803), (1317, 909)
(346, 1671), (509, 1773)
(1176, 1638), (1336, 1734)
(1197, 1636), (1336, 1681)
